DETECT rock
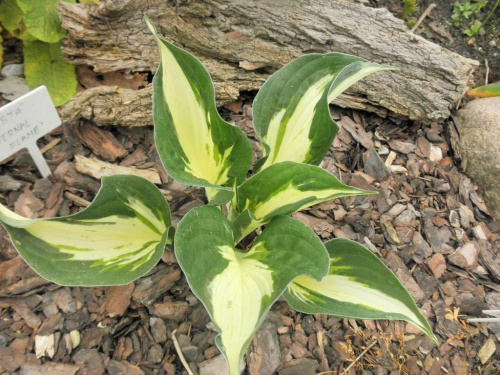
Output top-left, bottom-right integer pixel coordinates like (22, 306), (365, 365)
(428, 253), (446, 279)
(457, 97), (500, 218)
(0, 76), (30, 100)
(363, 148), (390, 181)
(1, 64), (24, 78)
(448, 242), (479, 269)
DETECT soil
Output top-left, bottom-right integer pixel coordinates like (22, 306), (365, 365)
(377, 0), (500, 82)
(1, 2), (500, 375)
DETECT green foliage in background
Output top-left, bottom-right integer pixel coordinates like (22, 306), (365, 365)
(0, 0), (77, 106)
(402, 0), (419, 28)
(24, 40), (78, 105)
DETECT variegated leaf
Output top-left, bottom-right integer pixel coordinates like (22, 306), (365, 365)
(0, 175), (171, 286)
(233, 162), (375, 241)
(284, 238), (438, 343)
(175, 206), (329, 375)
(146, 18), (252, 189)
(253, 54), (393, 170)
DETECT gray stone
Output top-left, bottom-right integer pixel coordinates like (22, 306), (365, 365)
(457, 97), (500, 218)
(363, 148), (390, 181)
(0, 76), (29, 100)
(1, 64), (24, 78)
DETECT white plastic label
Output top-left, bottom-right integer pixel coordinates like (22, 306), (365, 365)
(0, 86), (61, 178)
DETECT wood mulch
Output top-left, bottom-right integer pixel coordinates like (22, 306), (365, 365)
(1, 1), (500, 372)
(1, 89), (500, 374)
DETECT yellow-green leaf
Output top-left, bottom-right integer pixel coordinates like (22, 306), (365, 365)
(0, 0), (35, 41)
(253, 53), (394, 170)
(0, 175), (171, 286)
(16, 0), (76, 43)
(466, 82), (500, 98)
(233, 161), (375, 241)
(175, 206), (329, 375)
(146, 18), (252, 190)
(285, 238), (437, 344)
(23, 40), (77, 106)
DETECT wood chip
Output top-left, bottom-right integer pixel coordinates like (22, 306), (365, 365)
(102, 284), (135, 317)
(74, 121), (127, 162)
(75, 154), (161, 184)
(340, 116), (374, 149)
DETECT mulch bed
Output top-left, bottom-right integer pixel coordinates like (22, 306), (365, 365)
(1, 91), (500, 374)
(2, 2), (500, 374)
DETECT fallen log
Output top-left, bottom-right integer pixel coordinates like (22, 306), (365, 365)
(58, 0), (478, 124)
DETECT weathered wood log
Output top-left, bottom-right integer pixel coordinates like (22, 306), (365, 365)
(60, 85), (154, 128)
(58, 0), (478, 124)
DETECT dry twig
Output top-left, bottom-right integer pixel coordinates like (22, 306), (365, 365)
(411, 3), (437, 33)
(172, 329), (194, 375)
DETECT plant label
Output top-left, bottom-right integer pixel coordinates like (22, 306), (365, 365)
(0, 86), (61, 178)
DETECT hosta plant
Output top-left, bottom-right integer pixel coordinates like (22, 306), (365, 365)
(0, 18), (437, 375)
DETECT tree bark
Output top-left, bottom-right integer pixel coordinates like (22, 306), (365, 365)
(58, 0), (478, 124)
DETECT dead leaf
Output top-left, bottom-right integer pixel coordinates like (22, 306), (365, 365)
(478, 338), (496, 364)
